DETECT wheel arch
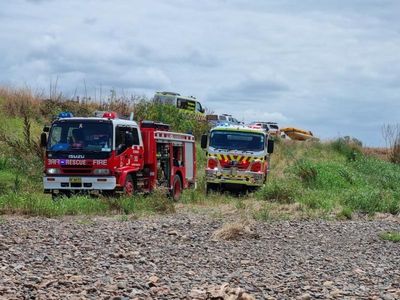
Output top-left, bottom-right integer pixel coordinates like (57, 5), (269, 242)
(174, 170), (183, 187)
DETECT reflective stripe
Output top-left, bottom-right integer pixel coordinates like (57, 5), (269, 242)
(208, 153), (265, 162)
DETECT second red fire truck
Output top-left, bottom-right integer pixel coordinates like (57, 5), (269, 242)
(40, 112), (196, 200)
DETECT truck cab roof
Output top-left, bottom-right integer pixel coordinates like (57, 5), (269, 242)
(55, 117), (139, 127)
(211, 124), (266, 134)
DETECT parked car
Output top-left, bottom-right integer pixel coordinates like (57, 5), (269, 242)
(206, 114), (241, 127)
(248, 122), (280, 136)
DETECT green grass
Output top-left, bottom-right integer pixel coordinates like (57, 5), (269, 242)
(257, 140), (400, 218)
(379, 231), (400, 242)
(0, 86), (399, 219)
(253, 203), (272, 221)
(0, 191), (175, 217)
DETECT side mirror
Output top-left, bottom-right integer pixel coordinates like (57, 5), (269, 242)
(125, 131), (134, 147)
(40, 132), (47, 147)
(267, 139), (274, 154)
(43, 126), (50, 133)
(201, 134), (208, 149)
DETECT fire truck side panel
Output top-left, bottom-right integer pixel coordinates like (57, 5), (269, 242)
(168, 142), (187, 189)
(184, 142), (194, 181)
(140, 127), (158, 191)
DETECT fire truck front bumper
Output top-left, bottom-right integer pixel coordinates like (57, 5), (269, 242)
(43, 176), (117, 192)
(205, 169), (264, 186)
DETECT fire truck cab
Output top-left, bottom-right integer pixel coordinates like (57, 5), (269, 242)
(201, 125), (274, 193)
(41, 112), (196, 200)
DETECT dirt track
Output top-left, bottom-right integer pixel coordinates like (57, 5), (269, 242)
(0, 214), (399, 299)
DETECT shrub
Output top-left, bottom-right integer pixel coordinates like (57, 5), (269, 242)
(0, 157), (8, 170)
(253, 204), (272, 222)
(298, 190), (336, 211)
(342, 188), (399, 215)
(330, 137), (362, 161)
(336, 207), (353, 220)
(379, 231), (400, 242)
(256, 180), (298, 203)
(382, 124), (400, 164)
(292, 159), (318, 186)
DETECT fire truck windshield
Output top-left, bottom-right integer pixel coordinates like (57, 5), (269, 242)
(209, 130), (265, 152)
(47, 121), (113, 152)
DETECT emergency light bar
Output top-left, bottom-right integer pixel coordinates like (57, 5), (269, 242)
(58, 112), (74, 118)
(102, 112), (118, 119)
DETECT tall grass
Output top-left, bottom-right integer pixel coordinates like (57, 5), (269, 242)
(0, 191), (175, 217)
(0, 86), (210, 140)
(1, 86), (399, 218)
(257, 139), (400, 217)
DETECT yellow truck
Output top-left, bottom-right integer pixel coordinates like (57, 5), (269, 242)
(201, 124), (274, 193)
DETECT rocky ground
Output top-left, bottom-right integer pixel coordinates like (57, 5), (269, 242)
(0, 214), (399, 300)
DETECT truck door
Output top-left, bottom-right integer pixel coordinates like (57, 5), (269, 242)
(115, 126), (142, 168)
(184, 142), (194, 180)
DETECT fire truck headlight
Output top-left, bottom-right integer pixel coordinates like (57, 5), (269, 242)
(93, 169), (110, 175)
(46, 168), (61, 175)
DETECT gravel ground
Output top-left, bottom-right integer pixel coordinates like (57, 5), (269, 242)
(0, 214), (399, 300)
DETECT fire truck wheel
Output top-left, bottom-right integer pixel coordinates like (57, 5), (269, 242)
(172, 175), (182, 201)
(123, 175), (134, 196)
(51, 191), (70, 201)
(206, 183), (218, 194)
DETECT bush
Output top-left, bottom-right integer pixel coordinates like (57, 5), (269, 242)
(330, 137), (362, 161)
(0, 190), (177, 217)
(379, 231), (400, 242)
(256, 180), (298, 203)
(298, 190), (336, 211)
(336, 207), (353, 220)
(0, 157), (8, 170)
(342, 187), (399, 215)
(292, 159), (318, 186)
(382, 124), (400, 164)
(253, 204), (272, 221)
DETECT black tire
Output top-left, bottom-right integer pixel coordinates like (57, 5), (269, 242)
(102, 190), (116, 198)
(52, 191), (70, 201)
(206, 183), (218, 194)
(171, 175), (182, 201)
(247, 186), (258, 194)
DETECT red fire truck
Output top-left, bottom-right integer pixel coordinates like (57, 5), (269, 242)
(40, 112), (196, 200)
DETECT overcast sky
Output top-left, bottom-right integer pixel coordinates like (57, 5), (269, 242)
(1, 0), (400, 146)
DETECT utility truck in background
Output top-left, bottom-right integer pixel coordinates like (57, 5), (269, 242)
(153, 91), (206, 120)
(40, 112), (196, 200)
(201, 124), (274, 193)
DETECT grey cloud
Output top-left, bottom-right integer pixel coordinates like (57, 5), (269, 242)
(83, 18), (97, 25)
(209, 77), (290, 105)
(1, 0), (399, 146)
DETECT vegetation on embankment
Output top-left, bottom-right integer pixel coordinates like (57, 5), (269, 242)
(0, 86), (399, 219)
(254, 139), (400, 219)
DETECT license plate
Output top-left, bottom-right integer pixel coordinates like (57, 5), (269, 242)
(69, 177), (82, 183)
(231, 167), (237, 176)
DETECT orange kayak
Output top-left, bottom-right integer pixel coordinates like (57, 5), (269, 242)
(281, 127), (315, 141)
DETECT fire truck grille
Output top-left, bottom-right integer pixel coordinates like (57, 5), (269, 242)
(62, 168), (92, 174)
